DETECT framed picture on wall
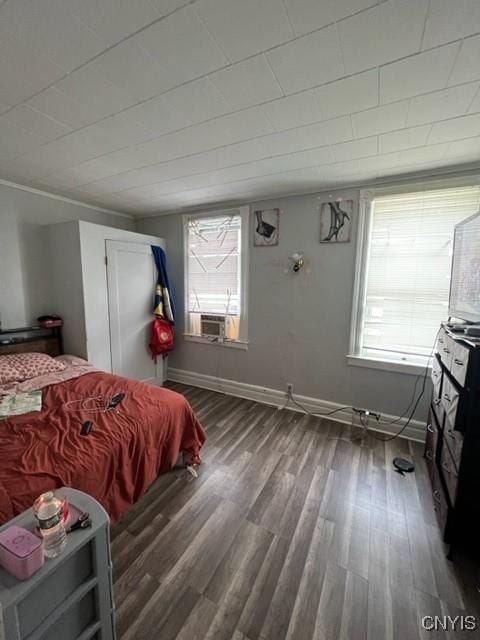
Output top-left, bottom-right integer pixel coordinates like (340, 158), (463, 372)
(253, 208), (279, 246)
(320, 200), (353, 243)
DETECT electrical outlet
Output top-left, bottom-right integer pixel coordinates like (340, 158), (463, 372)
(286, 382), (294, 394)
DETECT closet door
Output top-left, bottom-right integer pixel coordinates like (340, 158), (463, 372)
(106, 241), (164, 384)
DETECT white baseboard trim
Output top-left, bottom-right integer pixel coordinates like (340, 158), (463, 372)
(168, 368), (426, 443)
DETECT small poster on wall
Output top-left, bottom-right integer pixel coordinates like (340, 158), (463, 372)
(320, 200), (353, 243)
(253, 208), (279, 246)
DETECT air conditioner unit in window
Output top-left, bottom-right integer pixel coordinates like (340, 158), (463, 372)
(200, 314), (226, 339)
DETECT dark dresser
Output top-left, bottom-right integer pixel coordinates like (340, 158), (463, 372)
(425, 323), (480, 558)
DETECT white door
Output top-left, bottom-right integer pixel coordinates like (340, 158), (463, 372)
(106, 240), (164, 384)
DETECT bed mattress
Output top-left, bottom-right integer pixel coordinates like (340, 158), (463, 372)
(0, 369), (205, 524)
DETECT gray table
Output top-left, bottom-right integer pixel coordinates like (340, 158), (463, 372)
(0, 488), (115, 640)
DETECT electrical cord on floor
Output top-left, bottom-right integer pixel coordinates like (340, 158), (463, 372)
(369, 327), (441, 442)
(282, 327), (441, 443)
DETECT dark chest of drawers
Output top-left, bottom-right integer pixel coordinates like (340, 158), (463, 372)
(425, 324), (480, 559)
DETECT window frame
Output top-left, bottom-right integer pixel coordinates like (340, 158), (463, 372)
(348, 175), (480, 375)
(183, 205), (249, 349)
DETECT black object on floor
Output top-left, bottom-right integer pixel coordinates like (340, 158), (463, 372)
(393, 457), (415, 475)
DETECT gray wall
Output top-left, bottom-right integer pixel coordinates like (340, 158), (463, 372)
(0, 182), (134, 328)
(138, 189), (431, 421)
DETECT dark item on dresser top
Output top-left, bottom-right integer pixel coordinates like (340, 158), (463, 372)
(424, 323), (480, 562)
(0, 325), (63, 357)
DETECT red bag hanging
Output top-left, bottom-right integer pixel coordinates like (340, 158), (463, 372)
(150, 318), (175, 362)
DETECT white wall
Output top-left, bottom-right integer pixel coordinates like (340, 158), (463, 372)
(137, 189), (432, 422)
(0, 181), (134, 329)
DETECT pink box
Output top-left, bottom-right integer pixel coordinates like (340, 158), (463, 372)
(0, 526), (44, 580)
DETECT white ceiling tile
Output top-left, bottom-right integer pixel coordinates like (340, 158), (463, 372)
(379, 125), (430, 153)
(448, 35), (480, 86)
(65, 0), (161, 47)
(0, 0), (105, 73)
(422, 0), (480, 49)
(332, 136), (378, 162)
(0, 122), (46, 160)
(12, 137), (98, 176)
(267, 26), (344, 94)
(89, 40), (172, 103)
(260, 129), (306, 156)
(444, 136), (480, 160)
(315, 70), (378, 119)
(338, 0), (429, 74)
(163, 78), (231, 125)
(352, 101), (408, 137)
(53, 64), (138, 123)
(194, 0), (293, 63)
(296, 115), (353, 146)
(407, 83), (479, 126)
(468, 89), (480, 114)
(150, 0), (192, 15)
(0, 105), (71, 144)
(64, 113), (153, 156)
(261, 90), (321, 130)
(0, 32), (65, 105)
(125, 95), (192, 137)
(209, 55), (283, 110)
(25, 88), (94, 130)
(135, 6), (228, 87)
(428, 114), (480, 144)
(284, 0), (376, 37)
(379, 43), (459, 104)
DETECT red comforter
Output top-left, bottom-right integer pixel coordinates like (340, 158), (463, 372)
(0, 371), (205, 524)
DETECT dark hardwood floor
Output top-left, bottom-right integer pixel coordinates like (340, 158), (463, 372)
(111, 383), (480, 640)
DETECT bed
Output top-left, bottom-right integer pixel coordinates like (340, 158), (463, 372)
(0, 353), (206, 525)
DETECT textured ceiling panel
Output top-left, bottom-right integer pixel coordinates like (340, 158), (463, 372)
(0, 0), (479, 215)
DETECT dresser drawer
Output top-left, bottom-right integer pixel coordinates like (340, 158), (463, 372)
(438, 329), (454, 369)
(441, 374), (461, 429)
(424, 413), (439, 479)
(443, 418), (464, 469)
(440, 441), (459, 505)
(430, 354), (443, 402)
(451, 341), (470, 388)
(431, 465), (449, 536)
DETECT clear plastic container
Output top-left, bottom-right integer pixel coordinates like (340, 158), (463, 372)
(33, 492), (67, 558)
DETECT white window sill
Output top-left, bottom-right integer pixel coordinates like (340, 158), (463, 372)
(346, 354), (431, 376)
(184, 334), (249, 350)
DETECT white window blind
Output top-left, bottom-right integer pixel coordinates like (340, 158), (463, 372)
(360, 185), (480, 362)
(186, 213), (243, 340)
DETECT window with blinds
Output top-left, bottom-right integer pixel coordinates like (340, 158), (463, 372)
(185, 211), (247, 341)
(359, 185), (480, 363)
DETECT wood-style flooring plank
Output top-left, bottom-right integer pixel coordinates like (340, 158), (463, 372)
(111, 384), (480, 640)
